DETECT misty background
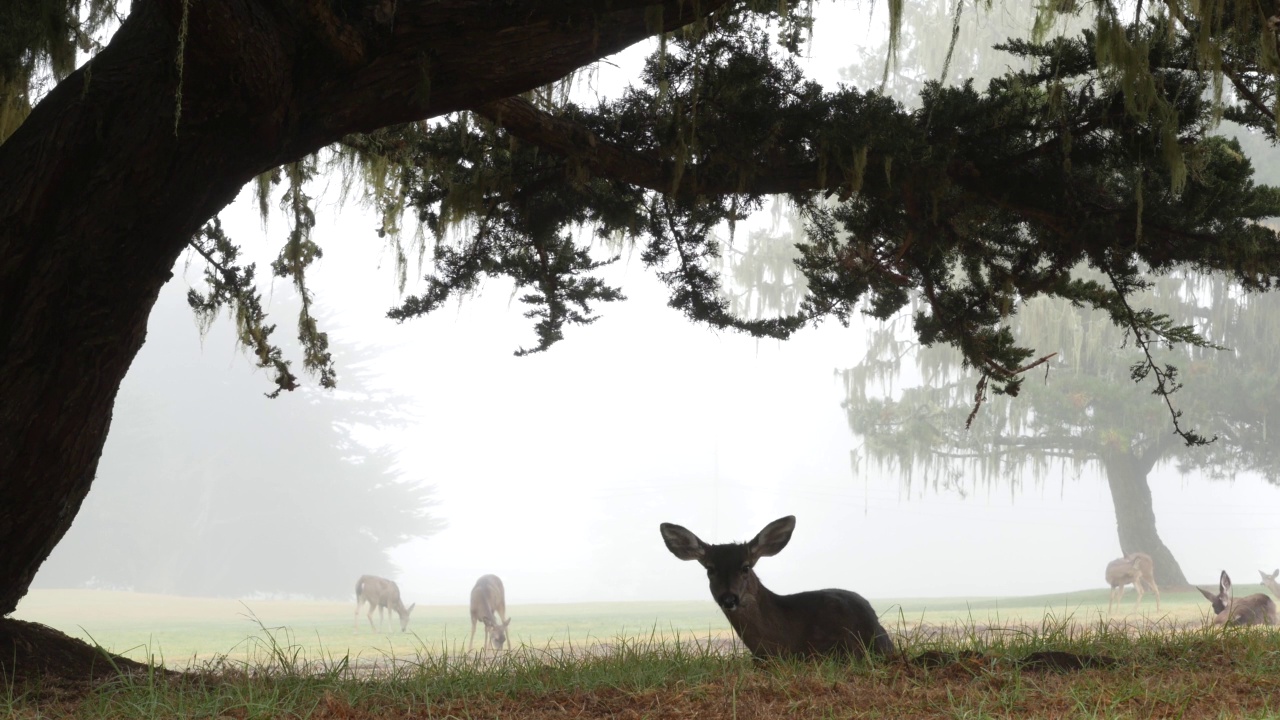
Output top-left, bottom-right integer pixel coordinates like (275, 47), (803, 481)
(28, 0), (1280, 608)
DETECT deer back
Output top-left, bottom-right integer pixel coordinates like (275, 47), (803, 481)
(1218, 594), (1278, 626)
(470, 574), (506, 622)
(1105, 552), (1152, 588)
(357, 575), (406, 611)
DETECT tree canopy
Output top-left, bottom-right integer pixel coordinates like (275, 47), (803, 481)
(195, 6), (1280, 446)
(3, 0), (1280, 632)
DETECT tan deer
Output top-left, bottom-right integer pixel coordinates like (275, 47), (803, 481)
(660, 515), (894, 660)
(469, 574), (511, 652)
(1198, 571), (1277, 626)
(1260, 569), (1280, 599)
(1104, 552), (1160, 613)
(354, 575), (416, 633)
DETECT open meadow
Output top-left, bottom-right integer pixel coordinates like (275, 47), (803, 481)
(7, 586), (1280, 718)
(9, 586), (1246, 668)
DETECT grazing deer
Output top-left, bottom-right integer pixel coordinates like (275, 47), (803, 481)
(354, 575), (416, 633)
(1260, 569), (1280, 599)
(659, 515), (894, 660)
(1198, 571), (1277, 626)
(469, 574), (511, 651)
(1104, 552), (1160, 613)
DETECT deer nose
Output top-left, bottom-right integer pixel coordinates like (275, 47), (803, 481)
(718, 593), (739, 610)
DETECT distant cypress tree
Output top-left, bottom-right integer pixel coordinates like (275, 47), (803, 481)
(841, 268), (1280, 587)
(34, 283), (441, 598)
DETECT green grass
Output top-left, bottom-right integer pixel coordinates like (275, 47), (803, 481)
(11, 585), (1265, 668)
(11, 590), (738, 667)
(6, 611), (1280, 719)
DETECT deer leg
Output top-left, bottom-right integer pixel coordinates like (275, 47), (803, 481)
(1133, 582), (1144, 611)
(366, 603), (378, 632)
(469, 618), (478, 651)
(354, 599), (361, 633)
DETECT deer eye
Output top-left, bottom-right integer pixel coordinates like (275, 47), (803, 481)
(705, 564), (715, 576)
(740, 564), (752, 575)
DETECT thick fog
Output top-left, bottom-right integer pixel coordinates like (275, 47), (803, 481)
(28, 0), (1280, 610)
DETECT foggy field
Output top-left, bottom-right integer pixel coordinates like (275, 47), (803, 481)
(12, 586), (1257, 669)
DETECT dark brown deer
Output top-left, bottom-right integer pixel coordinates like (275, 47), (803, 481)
(660, 515), (894, 660)
(354, 575), (416, 633)
(469, 574), (511, 652)
(1198, 571), (1277, 626)
(1104, 552), (1160, 613)
(1260, 569), (1280, 599)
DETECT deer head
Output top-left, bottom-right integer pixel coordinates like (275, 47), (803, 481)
(486, 616), (512, 649)
(660, 516), (795, 612)
(397, 602), (416, 632)
(1260, 569), (1280, 598)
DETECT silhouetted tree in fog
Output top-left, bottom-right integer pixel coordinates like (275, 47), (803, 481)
(841, 269), (1280, 587)
(35, 283), (441, 598)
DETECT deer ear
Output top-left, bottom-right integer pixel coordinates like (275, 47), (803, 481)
(749, 516), (796, 560)
(660, 523), (706, 561)
(504, 617), (512, 628)
(407, 603), (416, 614)
(1197, 586), (1216, 602)
(1220, 570), (1232, 593)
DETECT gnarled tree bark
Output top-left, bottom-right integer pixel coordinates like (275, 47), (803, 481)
(0, 0), (728, 616)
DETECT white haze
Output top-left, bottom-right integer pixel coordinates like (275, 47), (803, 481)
(25, 0), (1280, 611)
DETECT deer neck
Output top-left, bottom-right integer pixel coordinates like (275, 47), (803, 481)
(723, 572), (784, 649)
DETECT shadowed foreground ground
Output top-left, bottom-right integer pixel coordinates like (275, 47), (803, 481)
(0, 619), (154, 684)
(3, 626), (1278, 719)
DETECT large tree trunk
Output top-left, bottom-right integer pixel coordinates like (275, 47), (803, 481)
(1099, 448), (1189, 588)
(0, 0), (729, 616)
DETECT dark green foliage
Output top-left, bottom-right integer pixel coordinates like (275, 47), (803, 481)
(339, 14), (1280, 444)
(373, 116), (641, 355)
(54, 4), (1275, 443)
(188, 219), (299, 398)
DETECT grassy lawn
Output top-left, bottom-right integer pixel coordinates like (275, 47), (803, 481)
(10, 586), (1246, 666)
(7, 587), (1280, 718)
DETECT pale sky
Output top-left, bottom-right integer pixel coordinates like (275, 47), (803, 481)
(29, 0), (1280, 608)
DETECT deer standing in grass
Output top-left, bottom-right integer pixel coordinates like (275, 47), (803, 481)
(1104, 552), (1160, 613)
(469, 574), (511, 652)
(1198, 571), (1277, 626)
(1260, 569), (1280, 599)
(354, 575), (416, 633)
(660, 515), (894, 660)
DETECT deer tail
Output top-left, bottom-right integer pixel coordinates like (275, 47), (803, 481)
(355, 576), (364, 599)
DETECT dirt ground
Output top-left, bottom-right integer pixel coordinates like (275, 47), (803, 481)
(0, 618), (155, 686)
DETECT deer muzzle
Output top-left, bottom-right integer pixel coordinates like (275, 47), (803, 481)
(717, 593), (740, 611)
